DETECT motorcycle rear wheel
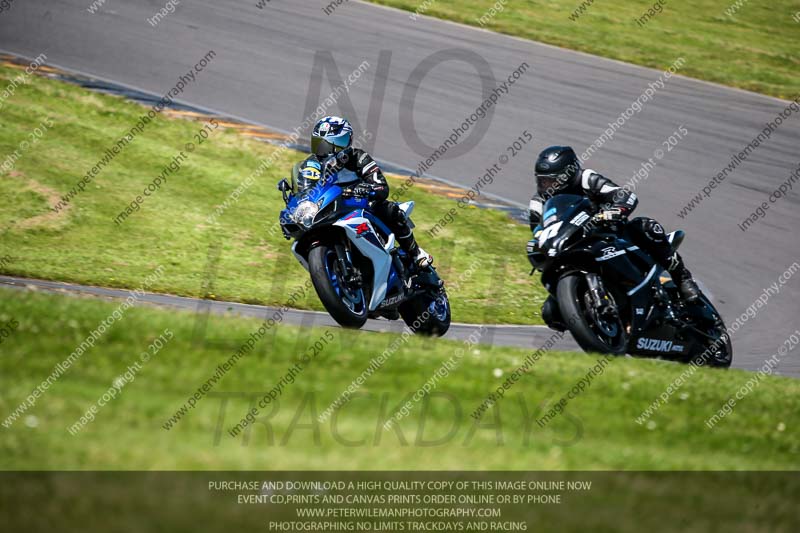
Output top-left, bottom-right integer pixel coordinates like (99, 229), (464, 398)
(688, 295), (733, 368)
(399, 288), (451, 336)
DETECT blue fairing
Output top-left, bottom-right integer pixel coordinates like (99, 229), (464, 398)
(281, 181), (370, 223)
(281, 168), (400, 291)
(386, 265), (400, 291)
(342, 197), (369, 209)
(363, 211), (393, 237)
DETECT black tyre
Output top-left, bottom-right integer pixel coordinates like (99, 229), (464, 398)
(399, 288), (451, 336)
(690, 295), (733, 368)
(308, 244), (368, 329)
(557, 273), (627, 354)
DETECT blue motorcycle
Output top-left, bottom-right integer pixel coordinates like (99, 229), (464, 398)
(278, 157), (450, 334)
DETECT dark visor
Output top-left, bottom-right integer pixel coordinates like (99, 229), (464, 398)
(311, 137), (336, 157)
(537, 174), (563, 199)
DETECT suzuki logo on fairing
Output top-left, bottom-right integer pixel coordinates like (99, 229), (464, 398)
(381, 294), (404, 307)
(355, 222), (369, 235)
(636, 338), (674, 352)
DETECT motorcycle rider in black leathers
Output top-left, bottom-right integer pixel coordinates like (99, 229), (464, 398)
(290, 116), (432, 267)
(529, 146), (700, 328)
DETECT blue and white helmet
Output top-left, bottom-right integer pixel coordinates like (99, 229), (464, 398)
(311, 116), (353, 157)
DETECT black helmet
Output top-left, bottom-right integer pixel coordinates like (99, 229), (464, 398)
(535, 145), (581, 199)
(311, 116), (353, 158)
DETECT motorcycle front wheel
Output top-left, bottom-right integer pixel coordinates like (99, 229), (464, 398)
(557, 273), (627, 354)
(308, 244), (368, 329)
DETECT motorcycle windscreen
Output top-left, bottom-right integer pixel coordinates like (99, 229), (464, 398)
(538, 194), (592, 252)
(316, 155), (360, 186)
(292, 163), (322, 194)
(541, 194), (591, 227)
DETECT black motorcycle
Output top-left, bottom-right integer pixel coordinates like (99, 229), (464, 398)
(527, 194), (732, 367)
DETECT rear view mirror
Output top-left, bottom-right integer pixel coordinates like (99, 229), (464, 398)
(277, 178), (291, 203)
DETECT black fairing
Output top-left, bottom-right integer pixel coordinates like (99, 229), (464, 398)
(534, 194), (703, 360)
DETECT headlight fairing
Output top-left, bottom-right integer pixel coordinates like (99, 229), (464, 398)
(293, 200), (320, 228)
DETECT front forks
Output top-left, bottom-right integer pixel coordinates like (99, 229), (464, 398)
(334, 242), (362, 288)
(586, 273), (617, 319)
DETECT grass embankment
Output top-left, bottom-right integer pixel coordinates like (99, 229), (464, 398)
(0, 63), (542, 324)
(369, 0), (800, 99)
(1, 291), (798, 470)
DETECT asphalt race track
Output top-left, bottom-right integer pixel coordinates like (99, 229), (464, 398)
(1, 0), (798, 374)
(0, 275), (581, 354)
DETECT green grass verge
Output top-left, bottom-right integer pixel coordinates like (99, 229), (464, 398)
(0, 63), (544, 324)
(368, 0), (800, 99)
(1, 290), (798, 470)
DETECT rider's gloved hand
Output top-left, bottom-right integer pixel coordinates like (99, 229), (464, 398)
(345, 184), (373, 198)
(596, 207), (630, 222)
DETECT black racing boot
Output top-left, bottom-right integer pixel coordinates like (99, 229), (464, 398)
(397, 232), (432, 268)
(665, 253), (700, 302)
